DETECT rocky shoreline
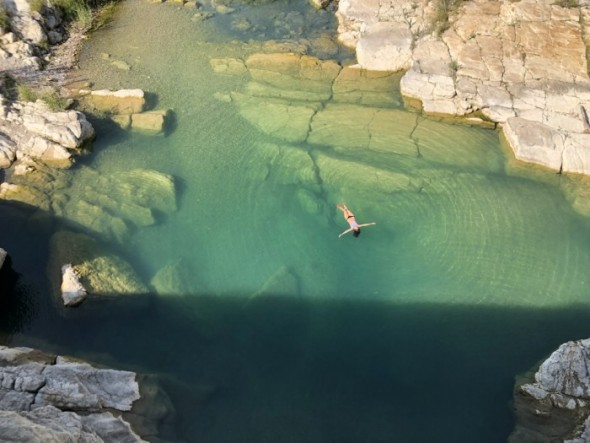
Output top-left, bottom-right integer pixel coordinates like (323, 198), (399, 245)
(335, 0), (590, 175)
(0, 345), (176, 442)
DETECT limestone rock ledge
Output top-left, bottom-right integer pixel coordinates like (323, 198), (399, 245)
(0, 95), (95, 169)
(510, 338), (590, 442)
(336, 0), (590, 175)
(0, 345), (175, 442)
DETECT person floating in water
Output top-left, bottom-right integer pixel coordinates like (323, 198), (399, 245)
(337, 203), (376, 238)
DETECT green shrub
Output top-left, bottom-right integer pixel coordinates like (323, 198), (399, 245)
(92, 1), (117, 30)
(41, 91), (69, 111)
(52, 0), (93, 29)
(554, 0), (579, 7)
(17, 84), (38, 102)
(30, 0), (46, 14)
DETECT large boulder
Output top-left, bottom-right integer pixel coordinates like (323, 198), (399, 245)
(0, 99), (94, 169)
(502, 117), (565, 172)
(510, 339), (590, 442)
(0, 346), (174, 442)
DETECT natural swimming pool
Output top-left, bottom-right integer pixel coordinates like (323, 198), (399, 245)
(3, 0), (590, 441)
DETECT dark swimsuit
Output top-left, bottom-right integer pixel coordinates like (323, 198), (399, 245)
(347, 215), (359, 229)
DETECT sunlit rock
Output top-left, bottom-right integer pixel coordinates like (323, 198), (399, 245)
(332, 66), (401, 106)
(48, 231), (149, 296)
(60, 264), (87, 307)
(0, 182), (51, 210)
(510, 338), (590, 443)
(562, 133), (590, 175)
(87, 89), (146, 114)
(356, 22), (413, 72)
(232, 92), (316, 143)
(308, 103), (418, 156)
(130, 110), (170, 133)
(502, 117), (565, 172)
(0, 99), (94, 169)
(21, 103), (94, 149)
(0, 135), (17, 168)
(150, 259), (194, 296)
(111, 113), (131, 130)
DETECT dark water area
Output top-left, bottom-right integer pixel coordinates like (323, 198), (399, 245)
(3, 227), (590, 443)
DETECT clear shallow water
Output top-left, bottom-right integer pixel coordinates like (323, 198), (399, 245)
(2, 0), (590, 441)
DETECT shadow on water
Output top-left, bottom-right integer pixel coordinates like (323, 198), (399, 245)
(6, 288), (590, 443)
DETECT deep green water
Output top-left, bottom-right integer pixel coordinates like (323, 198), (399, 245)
(3, 0), (590, 441)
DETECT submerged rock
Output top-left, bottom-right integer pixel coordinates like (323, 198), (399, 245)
(245, 52), (342, 101)
(232, 92), (316, 143)
(48, 231), (149, 298)
(130, 110), (170, 133)
(150, 258), (194, 296)
(249, 266), (301, 301)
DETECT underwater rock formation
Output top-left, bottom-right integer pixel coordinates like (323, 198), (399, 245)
(510, 338), (590, 442)
(0, 345), (175, 442)
(48, 230), (149, 300)
(150, 258), (194, 296)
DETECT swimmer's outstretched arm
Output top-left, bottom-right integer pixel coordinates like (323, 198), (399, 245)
(358, 222), (376, 228)
(338, 228), (353, 238)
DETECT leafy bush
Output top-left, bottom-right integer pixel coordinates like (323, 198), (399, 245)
(16, 84), (38, 102)
(41, 91), (69, 111)
(52, 0), (93, 29)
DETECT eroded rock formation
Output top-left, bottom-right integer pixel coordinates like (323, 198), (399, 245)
(511, 338), (590, 442)
(336, 0), (590, 175)
(0, 345), (175, 442)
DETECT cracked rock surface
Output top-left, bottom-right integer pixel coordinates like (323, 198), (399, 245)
(337, 0), (590, 175)
(511, 339), (590, 442)
(0, 345), (175, 442)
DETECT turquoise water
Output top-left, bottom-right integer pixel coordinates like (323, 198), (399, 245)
(2, 0), (590, 441)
